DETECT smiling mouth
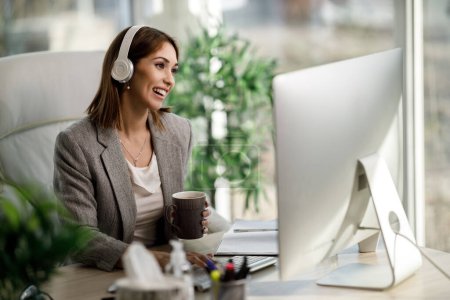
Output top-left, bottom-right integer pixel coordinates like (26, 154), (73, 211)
(153, 87), (167, 97)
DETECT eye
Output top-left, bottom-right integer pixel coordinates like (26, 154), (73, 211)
(155, 63), (165, 69)
(171, 67), (179, 74)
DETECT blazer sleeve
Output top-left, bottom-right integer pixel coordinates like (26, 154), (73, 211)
(53, 130), (127, 271)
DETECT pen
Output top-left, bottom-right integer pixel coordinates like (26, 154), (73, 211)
(210, 269), (221, 299)
(235, 256), (250, 280)
(205, 259), (218, 273)
(222, 259), (235, 282)
(210, 269), (221, 282)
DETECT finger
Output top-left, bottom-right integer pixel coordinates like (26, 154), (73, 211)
(204, 200), (209, 208)
(150, 250), (170, 269)
(202, 209), (210, 218)
(189, 257), (203, 268)
(197, 253), (212, 263)
(187, 253), (208, 268)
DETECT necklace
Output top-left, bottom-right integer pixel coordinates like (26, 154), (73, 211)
(119, 132), (148, 166)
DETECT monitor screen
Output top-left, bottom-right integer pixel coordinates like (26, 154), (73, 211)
(273, 48), (422, 289)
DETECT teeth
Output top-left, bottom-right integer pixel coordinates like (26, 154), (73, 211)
(153, 88), (167, 96)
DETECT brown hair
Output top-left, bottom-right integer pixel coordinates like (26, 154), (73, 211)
(87, 26), (179, 129)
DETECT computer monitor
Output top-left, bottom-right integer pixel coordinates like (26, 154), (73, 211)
(273, 48), (422, 290)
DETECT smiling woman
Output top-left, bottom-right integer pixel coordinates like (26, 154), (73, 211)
(52, 26), (220, 272)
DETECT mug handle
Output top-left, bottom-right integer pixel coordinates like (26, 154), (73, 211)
(164, 204), (182, 236)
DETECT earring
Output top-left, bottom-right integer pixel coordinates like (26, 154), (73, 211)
(126, 85), (131, 90)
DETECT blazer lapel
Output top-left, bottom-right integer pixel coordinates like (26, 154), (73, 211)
(97, 126), (136, 242)
(148, 115), (183, 207)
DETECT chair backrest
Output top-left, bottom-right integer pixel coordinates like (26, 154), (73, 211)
(0, 51), (104, 191)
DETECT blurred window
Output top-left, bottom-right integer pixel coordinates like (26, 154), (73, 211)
(423, 0), (450, 252)
(219, 0), (399, 221)
(0, 0), (126, 57)
(221, 0), (398, 73)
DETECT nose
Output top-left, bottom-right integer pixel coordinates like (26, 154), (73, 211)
(164, 70), (175, 88)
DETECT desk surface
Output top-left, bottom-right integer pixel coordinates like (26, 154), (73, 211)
(44, 247), (450, 300)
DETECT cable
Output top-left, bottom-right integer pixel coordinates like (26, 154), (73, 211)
(395, 232), (450, 280)
(358, 226), (450, 280)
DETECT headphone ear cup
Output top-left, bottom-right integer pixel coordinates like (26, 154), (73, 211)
(111, 58), (134, 83)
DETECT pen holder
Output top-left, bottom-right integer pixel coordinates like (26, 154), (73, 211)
(210, 279), (247, 300)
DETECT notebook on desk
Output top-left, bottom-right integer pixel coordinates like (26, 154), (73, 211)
(215, 219), (278, 256)
(232, 218), (278, 232)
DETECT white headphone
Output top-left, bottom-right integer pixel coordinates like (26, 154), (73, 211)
(111, 25), (146, 83)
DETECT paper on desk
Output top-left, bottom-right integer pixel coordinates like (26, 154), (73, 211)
(232, 218), (278, 232)
(215, 229), (278, 256)
(182, 231), (225, 254)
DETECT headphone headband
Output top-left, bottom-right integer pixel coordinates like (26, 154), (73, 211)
(111, 25), (146, 83)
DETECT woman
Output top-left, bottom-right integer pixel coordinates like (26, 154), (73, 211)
(53, 26), (212, 271)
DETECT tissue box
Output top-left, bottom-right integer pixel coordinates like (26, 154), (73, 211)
(115, 276), (186, 300)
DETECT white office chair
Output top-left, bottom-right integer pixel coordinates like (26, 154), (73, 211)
(0, 51), (104, 191)
(0, 50), (230, 233)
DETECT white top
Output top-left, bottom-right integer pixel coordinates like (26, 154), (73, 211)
(126, 153), (164, 246)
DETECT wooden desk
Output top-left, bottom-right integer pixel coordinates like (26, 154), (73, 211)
(44, 247), (450, 300)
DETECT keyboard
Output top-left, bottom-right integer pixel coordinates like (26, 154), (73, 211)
(215, 256), (278, 273)
(193, 256), (277, 292)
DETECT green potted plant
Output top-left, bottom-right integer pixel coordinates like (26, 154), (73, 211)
(0, 180), (91, 299)
(167, 23), (277, 213)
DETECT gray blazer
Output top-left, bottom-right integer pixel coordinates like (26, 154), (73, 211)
(53, 113), (192, 271)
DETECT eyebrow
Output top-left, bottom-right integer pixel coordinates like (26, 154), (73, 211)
(153, 56), (178, 67)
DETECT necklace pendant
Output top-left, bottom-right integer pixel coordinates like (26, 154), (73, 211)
(118, 131), (149, 167)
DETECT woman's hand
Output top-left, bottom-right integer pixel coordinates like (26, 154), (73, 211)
(150, 250), (171, 269)
(186, 251), (214, 268)
(150, 249), (213, 269)
(202, 201), (211, 234)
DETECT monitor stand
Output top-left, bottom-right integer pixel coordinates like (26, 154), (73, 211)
(316, 153), (422, 290)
